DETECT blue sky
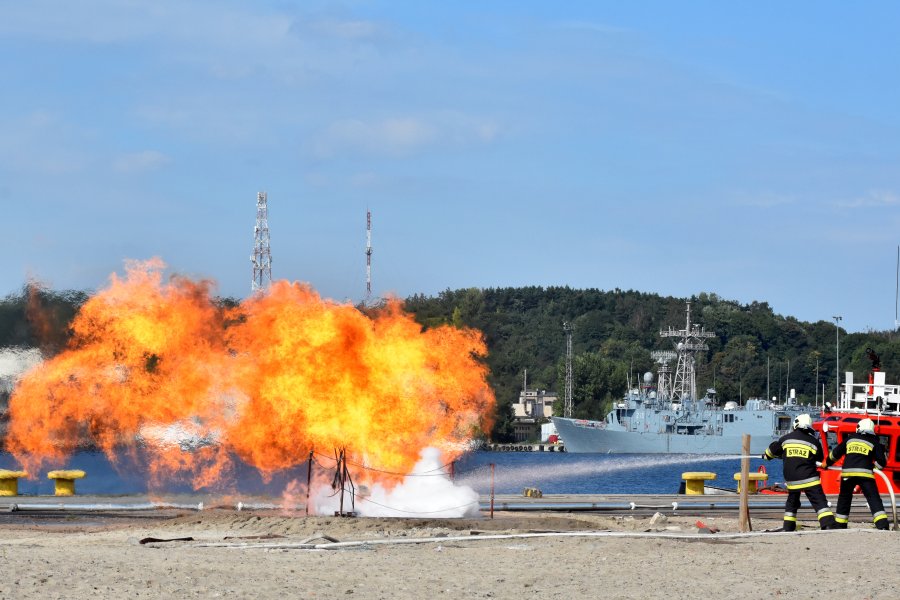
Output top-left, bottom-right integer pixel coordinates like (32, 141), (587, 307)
(2, 1), (900, 333)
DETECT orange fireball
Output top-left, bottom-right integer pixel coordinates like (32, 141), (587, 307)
(5, 259), (494, 492)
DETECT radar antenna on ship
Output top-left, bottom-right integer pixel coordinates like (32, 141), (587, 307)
(650, 350), (677, 400)
(660, 302), (715, 403)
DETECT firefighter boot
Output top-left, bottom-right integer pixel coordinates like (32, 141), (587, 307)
(875, 520), (890, 531)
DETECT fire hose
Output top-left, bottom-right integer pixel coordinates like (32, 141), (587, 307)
(821, 465), (898, 532)
(873, 470), (898, 531)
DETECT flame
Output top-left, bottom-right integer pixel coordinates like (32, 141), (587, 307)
(5, 259), (495, 494)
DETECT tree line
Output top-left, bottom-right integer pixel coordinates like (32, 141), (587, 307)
(405, 287), (900, 441)
(3, 283), (900, 442)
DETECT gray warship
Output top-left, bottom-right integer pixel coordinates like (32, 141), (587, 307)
(552, 303), (804, 454)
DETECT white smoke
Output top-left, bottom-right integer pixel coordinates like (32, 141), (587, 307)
(312, 447), (480, 518)
(0, 347), (43, 394)
(137, 418), (221, 451)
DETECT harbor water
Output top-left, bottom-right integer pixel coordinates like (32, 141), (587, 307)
(0, 450), (784, 497)
(454, 451), (783, 495)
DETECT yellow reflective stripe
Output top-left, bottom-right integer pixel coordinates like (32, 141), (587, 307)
(817, 511), (834, 519)
(784, 438), (818, 451)
(835, 517), (849, 524)
(786, 479), (822, 490)
(874, 514), (888, 523)
(841, 471), (875, 479)
(783, 516), (797, 522)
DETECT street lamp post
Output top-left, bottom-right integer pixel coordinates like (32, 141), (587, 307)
(832, 315), (842, 403)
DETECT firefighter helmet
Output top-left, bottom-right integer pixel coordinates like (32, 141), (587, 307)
(793, 414), (813, 430)
(856, 418), (875, 435)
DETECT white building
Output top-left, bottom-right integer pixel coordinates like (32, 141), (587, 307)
(511, 389), (557, 442)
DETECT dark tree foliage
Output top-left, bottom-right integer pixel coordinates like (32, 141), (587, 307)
(4, 284), (900, 443)
(404, 288), (900, 442)
(0, 284), (89, 354)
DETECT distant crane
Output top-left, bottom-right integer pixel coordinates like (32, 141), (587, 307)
(251, 191), (272, 292)
(563, 322), (574, 418)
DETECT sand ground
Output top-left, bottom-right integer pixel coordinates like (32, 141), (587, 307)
(0, 510), (896, 600)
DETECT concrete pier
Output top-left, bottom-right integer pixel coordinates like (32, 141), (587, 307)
(0, 492), (892, 523)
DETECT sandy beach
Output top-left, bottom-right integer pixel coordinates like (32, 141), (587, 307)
(0, 507), (896, 600)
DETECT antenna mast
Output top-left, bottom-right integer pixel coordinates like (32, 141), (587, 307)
(563, 322), (574, 418)
(365, 210), (373, 304)
(251, 191), (272, 292)
(660, 302), (715, 402)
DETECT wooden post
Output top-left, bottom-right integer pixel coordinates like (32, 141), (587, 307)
(490, 463), (495, 519)
(739, 434), (752, 532)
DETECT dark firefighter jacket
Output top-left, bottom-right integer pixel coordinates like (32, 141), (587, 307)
(823, 431), (887, 478)
(764, 429), (825, 489)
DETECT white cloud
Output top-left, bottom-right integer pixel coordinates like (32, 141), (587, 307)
(311, 112), (500, 159)
(312, 117), (433, 158)
(0, 1), (293, 46)
(132, 101), (267, 145)
(113, 150), (171, 173)
(835, 190), (900, 209)
(0, 2), (389, 78)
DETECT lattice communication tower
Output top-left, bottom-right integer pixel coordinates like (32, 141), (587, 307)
(563, 322), (574, 418)
(251, 191), (272, 292)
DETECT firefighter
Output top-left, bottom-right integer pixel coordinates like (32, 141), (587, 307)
(822, 417), (891, 530)
(763, 414), (837, 530)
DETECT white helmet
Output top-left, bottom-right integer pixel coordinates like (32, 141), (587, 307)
(793, 414), (813, 430)
(856, 418), (875, 435)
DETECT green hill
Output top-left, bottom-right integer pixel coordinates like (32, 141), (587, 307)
(404, 287), (900, 442)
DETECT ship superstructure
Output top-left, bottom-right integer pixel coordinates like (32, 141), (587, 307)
(552, 303), (804, 454)
(814, 349), (900, 494)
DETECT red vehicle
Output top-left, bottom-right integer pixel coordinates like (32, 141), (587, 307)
(812, 349), (900, 495)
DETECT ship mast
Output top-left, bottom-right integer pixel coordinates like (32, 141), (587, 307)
(660, 302), (715, 402)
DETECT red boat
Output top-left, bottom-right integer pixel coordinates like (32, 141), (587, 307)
(812, 349), (900, 495)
